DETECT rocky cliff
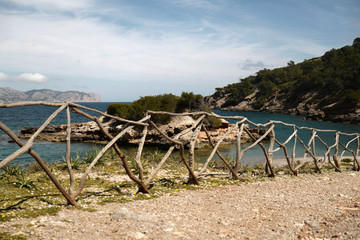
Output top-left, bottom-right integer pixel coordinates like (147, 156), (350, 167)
(205, 38), (360, 124)
(205, 90), (360, 124)
(0, 87), (101, 103)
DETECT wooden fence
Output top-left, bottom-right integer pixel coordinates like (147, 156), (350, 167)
(0, 102), (359, 206)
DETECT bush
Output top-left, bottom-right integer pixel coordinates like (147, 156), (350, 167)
(107, 92), (207, 124)
(107, 104), (131, 119)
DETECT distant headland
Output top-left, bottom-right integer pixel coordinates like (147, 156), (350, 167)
(0, 87), (101, 103)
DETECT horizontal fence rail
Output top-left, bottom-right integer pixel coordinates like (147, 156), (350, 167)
(1, 102), (359, 206)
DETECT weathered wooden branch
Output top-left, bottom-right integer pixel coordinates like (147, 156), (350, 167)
(243, 127), (275, 177)
(146, 115), (205, 185)
(273, 138), (298, 175)
(0, 103), (68, 169)
(69, 102), (148, 126)
(0, 101), (63, 108)
(339, 136), (359, 169)
(143, 115), (205, 187)
(272, 129), (297, 154)
(0, 121), (78, 206)
(233, 123), (245, 176)
(201, 124), (239, 180)
(189, 124), (202, 171)
(197, 123), (240, 177)
(148, 120), (199, 185)
(339, 141), (360, 171)
(135, 125), (148, 180)
(74, 125), (138, 197)
(333, 133), (341, 171)
(292, 126), (297, 165)
(312, 130), (317, 157)
(315, 135), (341, 172)
(71, 107), (151, 195)
(65, 106), (75, 198)
(144, 146), (175, 187)
(266, 124), (275, 175)
(296, 135), (322, 173)
(301, 130), (317, 163)
(1, 103), (360, 207)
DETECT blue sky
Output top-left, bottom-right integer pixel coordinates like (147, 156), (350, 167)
(0, 0), (359, 101)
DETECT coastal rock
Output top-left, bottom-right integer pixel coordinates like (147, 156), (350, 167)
(19, 115), (266, 147)
(207, 91), (360, 124)
(205, 39), (360, 124)
(222, 91), (258, 112)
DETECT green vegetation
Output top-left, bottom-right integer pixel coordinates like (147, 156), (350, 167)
(2, 147), (254, 223)
(0, 232), (27, 240)
(1, 144), (356, 227)
(107, 92), (206, 123)
(215, 38), (360, 109)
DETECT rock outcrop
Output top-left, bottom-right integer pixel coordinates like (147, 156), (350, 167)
(205, 39), (360, 124)
(0, 87), (101, 103)
(206, 90), (360, 124)
(19, 116), (267, 147)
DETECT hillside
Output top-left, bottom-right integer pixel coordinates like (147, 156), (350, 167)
(0, 88), (101, 103)
(206, 38), (360, 124)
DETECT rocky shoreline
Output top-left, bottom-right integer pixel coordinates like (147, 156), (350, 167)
(19, 115), (267, 147)
(205, 91), (360, 124)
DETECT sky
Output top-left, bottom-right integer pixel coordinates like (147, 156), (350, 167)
(0, 0), (359, 102)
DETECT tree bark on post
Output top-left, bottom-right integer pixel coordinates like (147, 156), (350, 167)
(65, 105), (75, 199)
(266, 123), (275, 175)
(233, 123), (244, 178)
(292, 126), (297, 165)
(135, 125), (148, 181)
(333, 133), (341, 171)
(188, 124), (201, 180)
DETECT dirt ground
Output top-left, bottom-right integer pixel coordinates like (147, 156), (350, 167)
(1, 171), (360, 240)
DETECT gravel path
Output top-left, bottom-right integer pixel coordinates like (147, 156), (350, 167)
(1, 171), (360, 240)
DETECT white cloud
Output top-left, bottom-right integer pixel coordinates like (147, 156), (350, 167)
(1, 0), (356, 101)
(17, 73), (48, 83)
(0, 72), (7, 81)
(0, 72), (48, 83)
(0, 13), (256, 85)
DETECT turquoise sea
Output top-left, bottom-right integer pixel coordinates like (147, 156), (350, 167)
(212, 110), (360, 165)
(0, 102), (119, 166)
(1, 103), (359, 167)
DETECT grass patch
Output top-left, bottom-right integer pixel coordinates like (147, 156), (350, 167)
(0, 232), (27, 240)
(1, 147), (357, 224)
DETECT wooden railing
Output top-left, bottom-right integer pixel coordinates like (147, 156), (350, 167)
(1, 102), (359, 206)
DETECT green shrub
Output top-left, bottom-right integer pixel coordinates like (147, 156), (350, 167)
(3, 165), (22, 176)
(83, 147), (113, 166)
(11, 173), (38, 190)
(107, 92), (207, 124)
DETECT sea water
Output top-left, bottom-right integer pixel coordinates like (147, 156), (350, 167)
(0, 102), (121, 166)
(212, 110), (360, 165)
(1, 103), (359, 167)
